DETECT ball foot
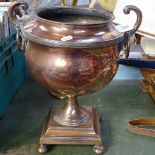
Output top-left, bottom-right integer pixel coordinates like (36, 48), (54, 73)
(38, 144), (47, 154)
(93, 145), (104, 154)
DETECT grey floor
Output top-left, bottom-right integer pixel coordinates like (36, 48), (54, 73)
(0, 65), (155, 155)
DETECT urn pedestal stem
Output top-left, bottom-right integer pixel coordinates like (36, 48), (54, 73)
(54, 95), (91, 126)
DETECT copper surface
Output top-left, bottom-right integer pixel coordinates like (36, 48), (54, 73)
(128, 118), (155, 138)
(26, 43), (119, 96)
(53, 96), (91, 126)
(38, 106), (104, 154)
(25, 43), (119, 126)
(8, 2), (142, 154)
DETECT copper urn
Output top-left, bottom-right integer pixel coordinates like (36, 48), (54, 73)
(8, 1), (142, 154)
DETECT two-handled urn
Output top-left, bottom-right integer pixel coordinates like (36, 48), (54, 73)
(8, 1), (142, 154)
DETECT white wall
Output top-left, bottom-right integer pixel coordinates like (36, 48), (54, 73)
(25, 0), (90, 7)
(25, 0), (90, 15)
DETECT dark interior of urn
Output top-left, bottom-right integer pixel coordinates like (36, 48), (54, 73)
(37, 7), (113, 24)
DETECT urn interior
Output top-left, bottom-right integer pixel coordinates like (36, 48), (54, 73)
(37, 7), (114, 24)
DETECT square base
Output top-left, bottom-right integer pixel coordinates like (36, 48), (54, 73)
(39, 106), (102, 145)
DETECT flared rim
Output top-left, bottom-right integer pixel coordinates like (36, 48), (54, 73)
(36, 6), (115, 26)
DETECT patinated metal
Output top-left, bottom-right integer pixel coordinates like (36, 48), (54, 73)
(8, 1), (142, 154)
(38, 106), (104, 154)
(128, 118), (155, 137)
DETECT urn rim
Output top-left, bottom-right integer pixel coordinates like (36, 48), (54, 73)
(35, 6), (115, 26)
(20, 6), (125, 48)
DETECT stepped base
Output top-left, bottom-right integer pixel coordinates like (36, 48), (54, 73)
(38, 106), (104, 154)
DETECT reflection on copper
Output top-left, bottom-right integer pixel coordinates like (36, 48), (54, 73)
(52, 26), (67, 31)
(95, 32), (105, 35)
(40, 25), (47, 31)
(55, 58), (67, 67)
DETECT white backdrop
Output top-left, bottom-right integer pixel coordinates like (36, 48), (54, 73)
(25, 0), (90, 15)
(25, 0), (90, 7)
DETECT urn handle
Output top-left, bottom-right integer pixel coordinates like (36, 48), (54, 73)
(123, 5), (142, 58)
(123, 5), (142, 38)
(8, 1), (29, 27)
(8, 1), (28, 51)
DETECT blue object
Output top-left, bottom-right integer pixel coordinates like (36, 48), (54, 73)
(119, 58), (155, 69)
(0, 33), (25, 118)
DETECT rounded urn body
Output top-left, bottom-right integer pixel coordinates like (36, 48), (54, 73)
(26, 42), (120, 97)
(7, 3), (142, 127)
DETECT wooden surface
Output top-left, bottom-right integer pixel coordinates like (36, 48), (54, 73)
(121, 43), (153, 92)
(150, 78), (155, 101)
(140, 56), (155, 93)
